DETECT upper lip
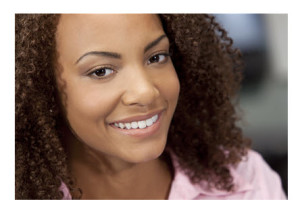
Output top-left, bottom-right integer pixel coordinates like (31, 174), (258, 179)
(109, 109), (165, 124)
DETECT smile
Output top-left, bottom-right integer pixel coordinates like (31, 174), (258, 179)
(113, 114), (158, 130)
(109, 110), (164, 138)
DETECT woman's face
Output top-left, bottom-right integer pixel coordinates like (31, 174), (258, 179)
(55, 14), (180, 163)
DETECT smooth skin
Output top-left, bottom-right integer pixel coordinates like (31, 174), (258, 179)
(55, 14), (180, 199)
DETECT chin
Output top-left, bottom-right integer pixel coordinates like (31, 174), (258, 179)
(120, 138), (167, 164)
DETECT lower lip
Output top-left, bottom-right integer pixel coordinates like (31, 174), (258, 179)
(110, 112), (163, 138)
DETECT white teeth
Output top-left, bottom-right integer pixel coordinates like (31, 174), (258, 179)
(131, 122), (138, 129)
(152, 114), (158, 123)
(125, 123), (131, 129)
(138, 121), (146, 129)
(119, 123), (125, 129)
(113, 114), (159, 130)
(146, 118), (153, 127)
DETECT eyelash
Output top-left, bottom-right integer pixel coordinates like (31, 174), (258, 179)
(147, 52), (170, 65)
(87, 65), (116, 80)
(87, 52), (170, 80)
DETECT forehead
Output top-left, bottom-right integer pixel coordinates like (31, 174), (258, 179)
(58, 14), (162, 32)
(56, 14), (165, 58)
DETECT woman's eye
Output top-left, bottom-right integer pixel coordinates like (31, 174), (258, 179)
(147, 53), (169, 65)
(89, 67), (115, 79)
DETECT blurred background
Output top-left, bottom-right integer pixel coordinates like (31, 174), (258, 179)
(214, 14), (288, 196)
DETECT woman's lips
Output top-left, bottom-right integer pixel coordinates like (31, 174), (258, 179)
(110, 109), (164, 124)
(109, 111), (163, 138)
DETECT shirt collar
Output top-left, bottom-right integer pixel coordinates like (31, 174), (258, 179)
(167, 151), (254, 199)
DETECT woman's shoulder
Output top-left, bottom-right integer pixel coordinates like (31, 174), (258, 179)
(59, 181), (72, 200)
(230, 149), (286, 199)
(168, 149), (286, 200)
(60, 149), (286, 200)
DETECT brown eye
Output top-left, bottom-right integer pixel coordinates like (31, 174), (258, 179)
(149, 55), (160, 63)
(147, 53), (169, 65)
(94, 68), (106, 76)
(89, 67), (115, 79)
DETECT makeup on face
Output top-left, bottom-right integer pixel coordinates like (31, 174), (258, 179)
(56, 14), (180, 163)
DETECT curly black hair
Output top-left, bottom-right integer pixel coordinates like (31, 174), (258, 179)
(15, 14), (251, 199)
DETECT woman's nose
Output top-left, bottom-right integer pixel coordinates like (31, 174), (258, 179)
(121, 69), (160, 107)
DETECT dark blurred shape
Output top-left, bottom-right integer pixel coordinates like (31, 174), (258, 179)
(215, 14), (269, 92)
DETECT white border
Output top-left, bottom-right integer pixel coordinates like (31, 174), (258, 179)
(2, 0), (298, 211)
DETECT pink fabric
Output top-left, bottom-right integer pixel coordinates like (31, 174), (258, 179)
(168, 150), (286, 200)
(60, 150), (286, 200)
(60, 182), (72, 200)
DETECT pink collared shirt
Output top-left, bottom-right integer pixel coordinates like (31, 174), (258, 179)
(60, 150), (286, 200)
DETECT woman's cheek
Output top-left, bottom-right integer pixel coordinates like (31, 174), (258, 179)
(67, 84), (115, 121)
(161, 69), (180, 104)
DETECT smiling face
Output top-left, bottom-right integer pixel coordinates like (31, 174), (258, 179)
(55, 14), (180, 164)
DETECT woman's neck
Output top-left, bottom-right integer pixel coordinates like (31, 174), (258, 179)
(63, 128), (173, 199)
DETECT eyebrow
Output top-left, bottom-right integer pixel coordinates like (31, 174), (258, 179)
(144, 34), (167, 53)
(75, 51), (121, 64)
(75, 34), (167, 65)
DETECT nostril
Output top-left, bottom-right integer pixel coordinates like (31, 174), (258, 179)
(122, 85), (160, 106)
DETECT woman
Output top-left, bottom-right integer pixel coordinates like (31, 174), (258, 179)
(15, 14), (286, 199)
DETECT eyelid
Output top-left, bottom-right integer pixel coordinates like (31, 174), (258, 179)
(87, 65), (117, 80)
(147, 51), (170, 65)
(148, 50), (170, 58)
